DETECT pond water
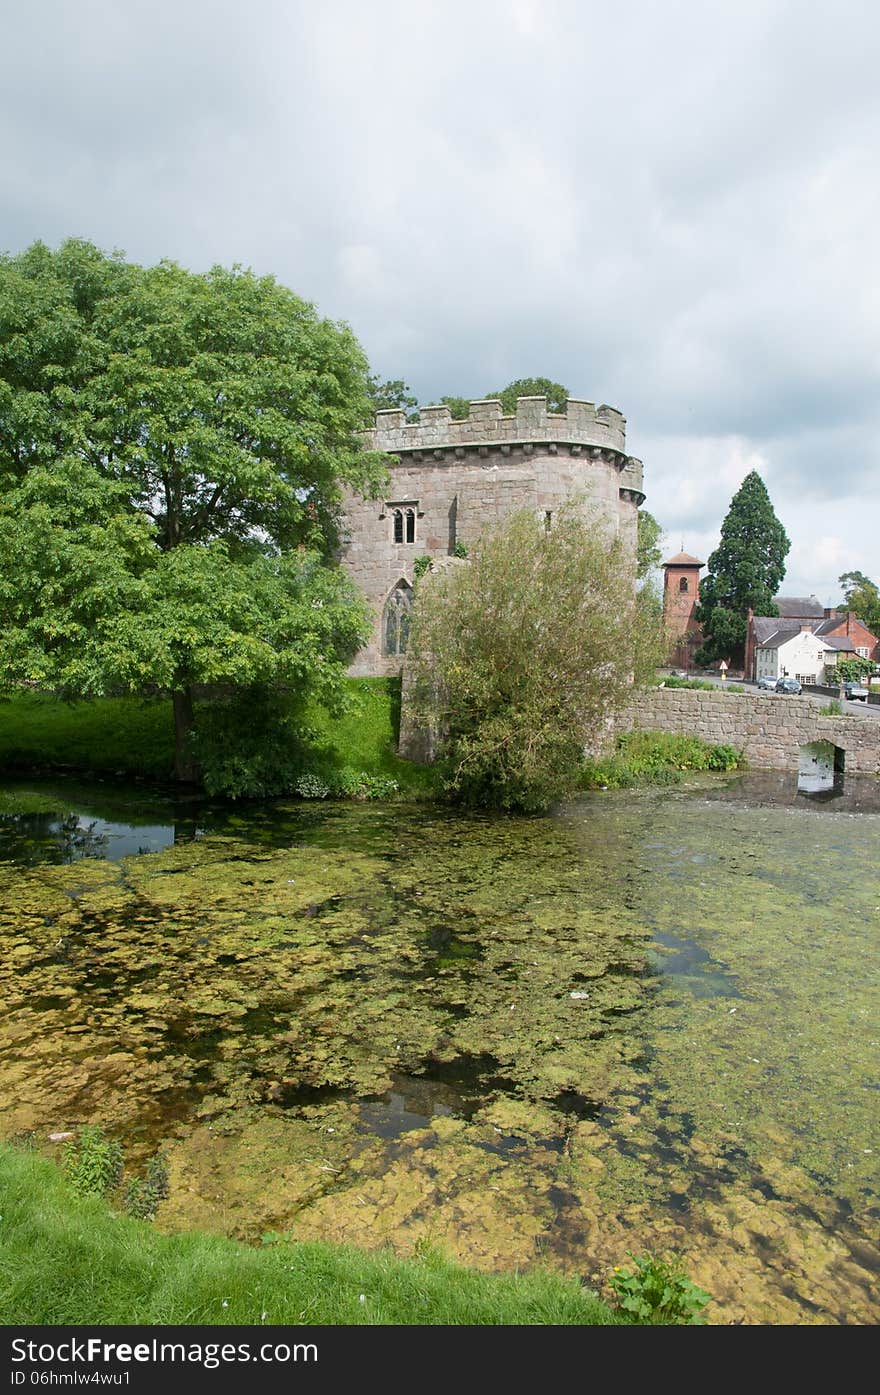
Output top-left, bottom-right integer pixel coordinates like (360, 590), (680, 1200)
(1, 772), (878, 1325)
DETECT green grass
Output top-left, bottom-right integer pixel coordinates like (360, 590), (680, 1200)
(0, 1143), (621, 1326)
(0, 681), (439, 799)
(0, 693), (175, 779)
(302, 678), (437, 796)
(581, 730), (744, 789)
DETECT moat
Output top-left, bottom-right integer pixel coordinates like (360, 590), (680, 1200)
(1, 771), (877, 1325)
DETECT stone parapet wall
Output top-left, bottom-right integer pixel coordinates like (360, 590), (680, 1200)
(366, 396), (631, 460)
(621, 688), (880, 774)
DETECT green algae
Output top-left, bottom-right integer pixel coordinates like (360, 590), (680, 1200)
(1, 775), (878, 1324)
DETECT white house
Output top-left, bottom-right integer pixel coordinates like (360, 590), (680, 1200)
(754, 625), (835, 685)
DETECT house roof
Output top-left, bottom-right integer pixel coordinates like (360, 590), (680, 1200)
(814, 615), (878, 642)
(756, 628), (833, 652)
(752, 617), (799, 645)
(821, 635), (857, 652)
(773, 595), (825, 619)
(662, 552), (704, 568)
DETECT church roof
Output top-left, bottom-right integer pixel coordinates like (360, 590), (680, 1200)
(773, 595), (825, 619)
(662, 551), (704, 568)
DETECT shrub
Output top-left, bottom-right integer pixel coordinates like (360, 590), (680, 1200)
(62, 1126), (123, 1198)
(294, 773), (331, 799)
(123, 1151), (170, 1221)
(407, 503), (664, 812)
(609, 1252), (711, 1325)
(657, 676), (715, 690)
(189, 689), (309, 798)
(581, 731), (743, 788)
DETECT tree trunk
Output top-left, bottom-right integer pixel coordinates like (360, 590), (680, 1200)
(172, 686), (199, 783)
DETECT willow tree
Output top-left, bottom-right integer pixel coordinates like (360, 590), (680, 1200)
(0, 239), (386, 779)
(406, 503), (662, 812)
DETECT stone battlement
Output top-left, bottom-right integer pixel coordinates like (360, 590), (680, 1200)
(366, 395), (629, 457)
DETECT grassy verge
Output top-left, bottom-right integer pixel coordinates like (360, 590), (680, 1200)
(0, 681), (438, 799)
(0, 1143), (620, 1326)
(0, 694), (175, 779)
(581, 730), (744, 789)
(656, 676), (745, 693)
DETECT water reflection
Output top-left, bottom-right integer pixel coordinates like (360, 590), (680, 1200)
(706, 769), (880, 814)
(0, 779), (212, 865)
(0, 810), (179, 864)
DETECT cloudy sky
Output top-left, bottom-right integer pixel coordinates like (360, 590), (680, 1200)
(3, 0), (878, 603)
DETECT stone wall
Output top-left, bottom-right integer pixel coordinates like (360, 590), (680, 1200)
(621, 688), (880, 774)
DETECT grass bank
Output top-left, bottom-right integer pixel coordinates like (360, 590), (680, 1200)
(0, 1143), (620, 1326)
(581, 730), (744, 789)
(0, 681), (437, 798)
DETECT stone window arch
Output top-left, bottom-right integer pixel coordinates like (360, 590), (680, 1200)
(384, 579), (413, 656)
(679, 575), (689, 593)
(391, 506), (416, 544)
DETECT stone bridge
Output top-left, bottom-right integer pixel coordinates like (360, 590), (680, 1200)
(621, 687), (880, 774)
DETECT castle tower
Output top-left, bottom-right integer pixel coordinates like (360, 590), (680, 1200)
(662, 551), (704, 670)
(339, 396), (647, 676)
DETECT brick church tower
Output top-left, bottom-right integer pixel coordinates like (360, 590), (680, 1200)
(662, 551), (704, 670)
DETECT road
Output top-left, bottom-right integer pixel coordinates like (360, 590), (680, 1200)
(659, 671), (880, 719)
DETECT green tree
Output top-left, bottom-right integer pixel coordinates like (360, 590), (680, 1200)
(489, 376), (569, 415)
(695, 471), (789, 669)
(406, 502), (663, 812)
(440, 395), (471, 420)
(838, 570), (880, 634)
(636, 510), (664, 582)
(635, 510), (664, 628)
(366, 375), (419, 419)
(0, 239), (386, 780)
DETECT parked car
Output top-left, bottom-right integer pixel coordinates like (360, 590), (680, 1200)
(843, 681), (869, 701)
(775, 677), (802, 694)
(756, 676), (777, 690)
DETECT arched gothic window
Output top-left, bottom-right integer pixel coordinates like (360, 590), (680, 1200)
(392, 507), (416, 543)
(384, 580), (413, 656)
(679, 576), (689, 593)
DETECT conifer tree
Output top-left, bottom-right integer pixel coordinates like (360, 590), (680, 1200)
(695, 471), (790, 668)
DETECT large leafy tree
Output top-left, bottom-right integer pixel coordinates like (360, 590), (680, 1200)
(838, 570), (880, 634)
(489, 376), (569, 415)
(695, 471), (790, 668)
(429, 377), (570, 421)
(0, 239), (386, 779)
(366, 374), (419, 418)
(406, 502), (663, 812)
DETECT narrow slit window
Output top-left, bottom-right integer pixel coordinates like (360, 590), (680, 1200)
(393, 509), (404, 543)
(405, 508), (415, 543)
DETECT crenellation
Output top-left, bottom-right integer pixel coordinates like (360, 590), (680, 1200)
(368, 395), (629, 456)
(468, 398), (503, 424)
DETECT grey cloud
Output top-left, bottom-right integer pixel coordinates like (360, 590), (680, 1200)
(2, 0), (878, 590)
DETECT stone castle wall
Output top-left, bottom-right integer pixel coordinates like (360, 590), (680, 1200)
(340, 396), (645, 677)
(621, 687), (880, 774)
